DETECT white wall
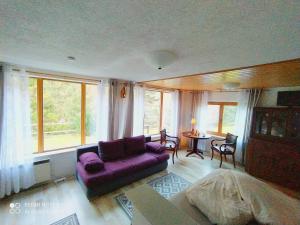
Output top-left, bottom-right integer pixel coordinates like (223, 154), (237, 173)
(258, 86), (300, 107)
(34, 149), (78, 180)
(208, 91), (239, 102)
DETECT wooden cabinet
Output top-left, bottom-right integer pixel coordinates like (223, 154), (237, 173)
(246, 107), (300, 191)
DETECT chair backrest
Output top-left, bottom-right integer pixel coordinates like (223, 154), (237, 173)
(225, 133), (238, 152)
(160, 129), (167, 144)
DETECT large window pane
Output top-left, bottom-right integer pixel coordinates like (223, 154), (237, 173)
(86, 84), (98, 144)
(29, 78), (38, 152)
(222, 105), (237, 134)
(43, 80), (81, 150)
(207, 105), (220, 132)
(162, 92), (172, 132)
(144, 90), (161, 135)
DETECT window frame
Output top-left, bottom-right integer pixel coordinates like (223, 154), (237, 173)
(31, 77), (97, 153)
(207, 101), (238, 137)
(143, 88), (171, 135)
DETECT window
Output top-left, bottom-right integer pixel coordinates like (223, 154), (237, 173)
(143, 89), (173, 135)
(162, 92), (172, 132)
(144, 90), (161, 135)
(207, 102), (238, 136)
(29, 77), (98, 153)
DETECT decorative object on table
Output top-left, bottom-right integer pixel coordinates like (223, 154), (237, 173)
(50, 213), (80, 225)
(160, 129), (180, 164)
(191, 118), (196, 134)
(183, 132), (210, 159)
(211, 133), (238, 168)
(115, 172), (191, 219)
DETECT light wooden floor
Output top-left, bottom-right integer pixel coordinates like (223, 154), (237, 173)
(0, 150), (298, 225)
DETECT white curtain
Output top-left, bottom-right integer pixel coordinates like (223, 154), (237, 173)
(169, 90), (180, 136)
(109, 80), (134, 140)
(0, 64), (35, 198)
(95, 79), (110, 141)
(234, 89), (262, 164)
(192, 91), (209, 150)
(133, 85), (145, 136)
(178, 91), (194, 148)
(192, 91), (208, 134)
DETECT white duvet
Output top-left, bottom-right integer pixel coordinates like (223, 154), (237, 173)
(185, 169), (300, 225)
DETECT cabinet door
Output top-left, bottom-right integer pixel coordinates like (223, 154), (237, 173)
(254, 110), (271, 136)
(270, 110), (288, 137)
(288, 109), (300, 139)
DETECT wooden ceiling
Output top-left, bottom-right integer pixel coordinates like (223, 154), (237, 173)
(143, 59), (300, 91)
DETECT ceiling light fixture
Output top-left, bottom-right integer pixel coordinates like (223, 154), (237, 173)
(146, 50), (177, 70)
(67, 56), (76, 61)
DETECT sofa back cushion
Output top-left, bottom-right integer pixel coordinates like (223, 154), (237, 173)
(98, 139), (125, 161)
(124, 135), (146, 155)
(79, 152), (104, 172)
(145, 142), (166, 154)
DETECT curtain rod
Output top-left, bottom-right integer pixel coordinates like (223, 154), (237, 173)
(12, 68), (101, 84)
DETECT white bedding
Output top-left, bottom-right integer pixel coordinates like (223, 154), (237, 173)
(186, 169), (300, 225)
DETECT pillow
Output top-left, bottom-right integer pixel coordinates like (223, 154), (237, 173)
(98, 139), (125, 161)
(145, 142), (166, 154)
(79, 152), (104, 172)
(124, 135), (146, 155)
(185, 169), (253, 225)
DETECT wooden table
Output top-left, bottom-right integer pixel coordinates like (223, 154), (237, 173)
(182, 132), (211, 159)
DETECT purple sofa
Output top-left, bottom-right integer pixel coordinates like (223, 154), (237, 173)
(76, 135), (169, 198)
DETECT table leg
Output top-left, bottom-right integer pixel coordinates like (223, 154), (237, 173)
(186, 138), (204, 159)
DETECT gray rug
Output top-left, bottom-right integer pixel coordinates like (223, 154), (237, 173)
(50, 213), (79, 225)
(115, 172), (191, 219)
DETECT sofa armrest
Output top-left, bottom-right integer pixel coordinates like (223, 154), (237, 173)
(76, 144), (99, 162)
(126, 184), (198, 225)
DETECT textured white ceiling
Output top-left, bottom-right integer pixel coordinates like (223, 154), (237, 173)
(0, 0), (299, 81)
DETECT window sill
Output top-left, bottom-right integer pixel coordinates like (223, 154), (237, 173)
(33, 147), (77, 157)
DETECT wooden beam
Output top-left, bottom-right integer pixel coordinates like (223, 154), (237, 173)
(81, 83), (86, 145)
(160, 91), (164, 131)
(37, 78), (44, 153)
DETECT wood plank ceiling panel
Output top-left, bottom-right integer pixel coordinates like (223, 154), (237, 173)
(143, 59), (300, 91)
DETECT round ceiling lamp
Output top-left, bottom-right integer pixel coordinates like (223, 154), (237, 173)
(146, 50), (177, 70)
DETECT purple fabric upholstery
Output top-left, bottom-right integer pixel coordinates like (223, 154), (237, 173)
(76, 140), (169, 197)
(104, 160), (136, 177)
(98, 139), (125, 161)
(76, 162), (113, 187)
(124, 135), (145, 155)
(123, 153), (158, 170)
(147, 151), (170, 162)
(79, 152), (104, 172)
(145, 142), (166, 153)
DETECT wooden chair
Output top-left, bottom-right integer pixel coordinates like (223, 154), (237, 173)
(211, 133), (238, 168)
(160, 129), (180, 164)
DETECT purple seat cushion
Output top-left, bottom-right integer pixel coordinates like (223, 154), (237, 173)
(98, 139), (125, 161)
(145, 142), (166, 153)
(123, 153), (158, 170)
(124, 135), (146, 155)
(105, 160), (136, 177)
(76, 162), (113, 187)
(79, 152), (104, 172)
(147, 151), (170, 162)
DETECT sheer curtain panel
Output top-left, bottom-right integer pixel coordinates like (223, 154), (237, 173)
(234, 89), (261, 164)
(96, 79), (110, 141)
(0, 64), (35, 198)
(133, 85), (145, 136)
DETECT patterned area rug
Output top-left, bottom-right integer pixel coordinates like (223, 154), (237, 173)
(50, 213), (80, 225)
(115, 172), (191, 219)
